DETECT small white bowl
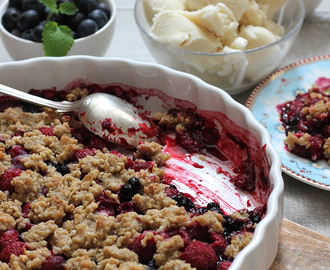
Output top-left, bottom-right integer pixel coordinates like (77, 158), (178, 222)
(0, 56), (283, 270)
(0, 0), (116, 60)
(134, 0), (305, 95)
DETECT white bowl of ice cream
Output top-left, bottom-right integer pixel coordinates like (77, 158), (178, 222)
(0, 56), (283, 269)
(134, 0), (305, 95)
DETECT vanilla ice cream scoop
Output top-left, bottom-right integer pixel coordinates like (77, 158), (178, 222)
(143, 0), (186, 25)
(150, 11), (221, 52)
(185, 0), (249, 21)
(184, 3), (238, 41)
(239, 25), (278, 50)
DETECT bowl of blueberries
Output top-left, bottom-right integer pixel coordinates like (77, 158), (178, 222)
(0, 0), (116, 60)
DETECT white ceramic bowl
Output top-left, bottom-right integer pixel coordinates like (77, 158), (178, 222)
(0, 0), (116, 60)
(134, 0), (305, 95)
(303, 0), (323, 18)
(0, 56), (283, 270)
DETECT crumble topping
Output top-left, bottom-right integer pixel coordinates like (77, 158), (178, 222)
(278, 83), (330, 163)
(0, 85), (266, 269)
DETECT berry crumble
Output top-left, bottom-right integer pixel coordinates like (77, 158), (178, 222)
(277, 77), (330, 163)
(0, 82), (270, 270)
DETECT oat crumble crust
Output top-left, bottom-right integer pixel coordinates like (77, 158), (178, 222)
(281, 86), (330, 162)
(0, 88), (258, 269)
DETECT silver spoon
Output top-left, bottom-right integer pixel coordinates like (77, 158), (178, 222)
(0, 83), (162, 148)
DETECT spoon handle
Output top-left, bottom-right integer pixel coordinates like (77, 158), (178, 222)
(0, 83), (79, 112)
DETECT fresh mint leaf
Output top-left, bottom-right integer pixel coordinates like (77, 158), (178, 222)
(40, 0), (57, 14)
(59, 2), (79, 16)
(42, 22), (74, 56)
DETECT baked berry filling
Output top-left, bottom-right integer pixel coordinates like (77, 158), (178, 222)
(278, 83), (330, 162)
(0, 82), (268, 269)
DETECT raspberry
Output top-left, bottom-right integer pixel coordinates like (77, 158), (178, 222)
(186, 222), (210, 242)
(22, 202), (31, 218)
(95, 191), (119, 216)
(116, 201), (136, 215)
(96, 205), (115, 217)
(8, 145), (28, 170)
(72, 148), (95, 162)
(164, 185), (180, 198)
(217, 261), (232, 270)
(176, 131), (204, 153)
(0, 241), (27, 263)
(0, 168), (23, 193)
(232, 159), (256, 191)
(167, 229), (191, 249)
(71, 126), (91, 143)
(42, 254), (66, 270)
(131, 161), (154, 172)
(0, 229), (20, 251)
(11, 131), (24, 138)
(180, 241), (218, 270)
(124, 157), (134, 170)
(101, 118), (117, 133)
(39, 127), (54, 136)
(8, 145), (27, 158)
(24, 223), (34, 231)
(88, 134), (114, 150)
(192, 128), (219, 146)
(161, 174), (175, 185)
(210, 233), (228, 255)
(129, 231), (157, 264)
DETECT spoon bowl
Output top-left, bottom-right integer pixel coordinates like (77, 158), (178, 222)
(0, 83), (161, 148)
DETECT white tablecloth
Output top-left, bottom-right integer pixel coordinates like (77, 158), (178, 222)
(1, 0), (330, 238)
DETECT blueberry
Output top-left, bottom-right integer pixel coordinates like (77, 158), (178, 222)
(22, 0), (44, 17)
(127, 177), (141, 193)
(72, 30), (78, 39)
(21, 28), (34, 40)
(32, 24), (43, 42)
(119, 184), (133, 201)
(55, 164), (70, 175)
(47, 161), (70, 175)
(169, 184), (177, 189)
(57, 0), (74, 7)
(65, 12), (85, 31)
(17, 9), (39, 31)
(22, 102), (42, 113)
(97, 2), (110, 19)
(172, 195), (183, 205)
(181, 197), (195, 211)
(173, 195), (195, 211)
(1, 7), (21, 32)
(77, 19), (98, 38)
(207, 202), (223, 214)
(87, 9), (108, 29)
(11, 28), (21, 37)
(224, 217), (243, 232)
(44, 7), (65, 24)
(249, 211), (262, 224)
(9, 0), (22, 9)
(77, 0), (98, 15)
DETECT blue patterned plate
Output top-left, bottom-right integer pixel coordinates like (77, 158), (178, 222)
(246, 55), (330, 191)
